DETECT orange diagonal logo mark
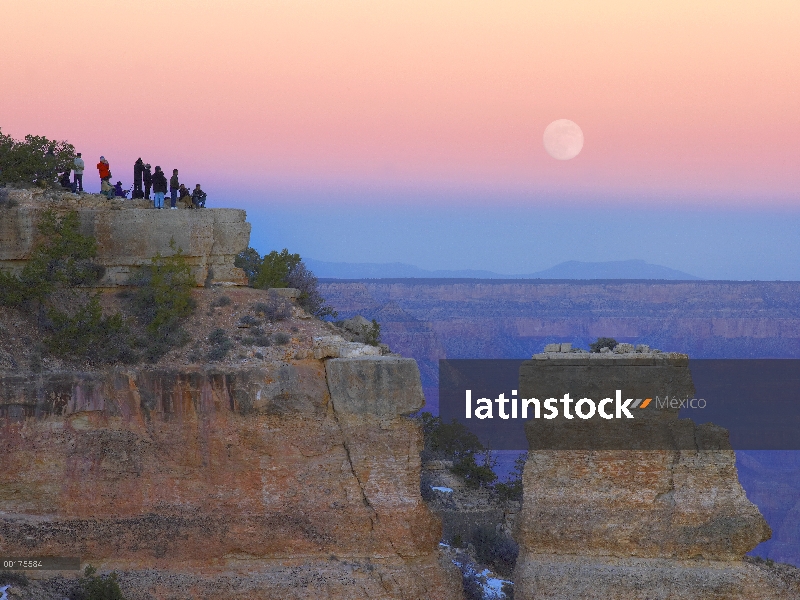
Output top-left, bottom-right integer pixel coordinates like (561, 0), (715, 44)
(639, 398), (652, 409)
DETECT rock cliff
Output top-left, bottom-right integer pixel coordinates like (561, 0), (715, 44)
(0, 358), (461, 599)
(513, 352), (796, 599)
(0, 188), (249, 286)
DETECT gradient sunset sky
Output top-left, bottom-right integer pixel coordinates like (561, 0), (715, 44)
(2, 1), (799, 278)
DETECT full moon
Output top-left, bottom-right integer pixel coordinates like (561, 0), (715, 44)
(543, 119), (584, 160)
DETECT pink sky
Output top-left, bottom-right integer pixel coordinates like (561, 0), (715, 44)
(2, 0), (799, 206)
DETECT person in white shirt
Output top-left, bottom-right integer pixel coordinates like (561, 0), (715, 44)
(73, 152), (85, 192)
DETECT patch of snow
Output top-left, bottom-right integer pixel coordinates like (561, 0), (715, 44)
(482, 574), (512, 599)
(430, 486), (453, 493)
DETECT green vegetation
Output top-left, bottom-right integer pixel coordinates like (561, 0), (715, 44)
(206, 328), (233, 361)
(235, 247), (336, 318)
(0, 216), (197, 364)
(589, 337), (618, 352)
(72, 565), (126, 600)
(0, 128), (76, 187)
(252, 249), (301, 289)
(254, 296), (291, 322)
(0, 210), (102, 307)
(419, 412), (497, 490)
(211, 295), (231, 307)
(364, 319), (381, 346)
(494, 452), (527, 503)
(0, 570), (29, 587)
(0, 209), (134, 363)
(471, 524), (519, 576)
(273, 332), (291, 345)
(128, 241), (196, 361)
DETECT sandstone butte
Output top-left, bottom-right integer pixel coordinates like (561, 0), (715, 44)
(1, 190), (798, 599)
(514, 351), (798, 599)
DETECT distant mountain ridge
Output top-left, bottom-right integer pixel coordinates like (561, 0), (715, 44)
(306, 258), (700, 280)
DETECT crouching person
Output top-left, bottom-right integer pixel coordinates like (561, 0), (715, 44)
(191, 184), (207, 208)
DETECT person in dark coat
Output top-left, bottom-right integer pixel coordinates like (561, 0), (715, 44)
(191, 184), (207, 208)
(113, 181), (127, 198)
(143, 164), (152, 199)
(152, 166), (168, 209)
(59, 170), (72, 190)
(169, 169), (180, 209)
(133, 158), (144, 198)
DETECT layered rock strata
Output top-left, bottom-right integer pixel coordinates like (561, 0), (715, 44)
(0, 188), (249, 286)
(0, 358), (460, 599)
(513, 352), (791, 599)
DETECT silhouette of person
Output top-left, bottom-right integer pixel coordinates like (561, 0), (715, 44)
(143, 163), (152, 199)
(133, 158), (144, 198)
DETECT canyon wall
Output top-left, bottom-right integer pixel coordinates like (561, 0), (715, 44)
(0, 188), (249, 286)
(0, 358), (461, 600)
(319, 279), (800, 367)
(320, 279), (800, 565)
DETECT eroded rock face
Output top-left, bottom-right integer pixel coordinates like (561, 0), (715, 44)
(513, 354), (786, 599)
(0, 188), (249, 286)
(0, 359), (461, 599)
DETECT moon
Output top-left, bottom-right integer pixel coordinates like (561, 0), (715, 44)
(543, 119), (584, 160)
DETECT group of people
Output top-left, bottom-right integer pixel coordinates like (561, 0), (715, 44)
(64, 153), (207, 209)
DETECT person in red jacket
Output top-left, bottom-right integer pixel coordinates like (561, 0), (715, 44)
(97, 156), (111, 182)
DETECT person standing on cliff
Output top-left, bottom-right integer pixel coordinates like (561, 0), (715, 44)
(143, 163), (152, 199)
(169, 169), (180, 209)
(97, 156), (111, 183)
(73, 152), (84, 192)
(133, 158), (144, 198)
(152, 166), (167, 209)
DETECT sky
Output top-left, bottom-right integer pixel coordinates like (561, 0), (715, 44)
(2, 1), (799, 278)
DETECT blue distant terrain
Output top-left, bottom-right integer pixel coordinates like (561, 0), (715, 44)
(306, 258), (699, 280)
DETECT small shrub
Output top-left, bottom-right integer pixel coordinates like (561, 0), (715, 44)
(208, 328), (229, 345)
(0, 570), (29, 587)
(253, 249), (301, 289)
(129, 241), (196, 361)
(494, 452), (527, 502)
(363, 319), (381, 346)
(419, 412), (485, 461)
(254, 351), (264, 360)
(236, 246), (337, 318)
(238, 315), (261, 326)
(451, 453), (497, 490)
(589, 337), (618, 352)
(45, 294), (135, 364)
(70, 564), (126, 600)
(211, 295), (231, 307)
(207, 328), (233, 362)
(253, 296), (291, 322)
(273, 332), (290, 345)
(471, 525), (519, 577)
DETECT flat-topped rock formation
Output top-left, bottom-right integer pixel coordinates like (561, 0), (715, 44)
(0, 187), (250, 286)
(513, 353), (793, 599)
